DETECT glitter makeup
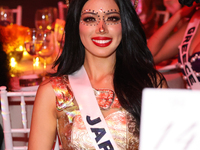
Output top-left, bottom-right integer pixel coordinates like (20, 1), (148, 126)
(80, 9), (121, 26)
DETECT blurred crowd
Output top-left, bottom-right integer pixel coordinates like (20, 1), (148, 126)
(135, 0), (184, 39)
(143, 0), (200, 89)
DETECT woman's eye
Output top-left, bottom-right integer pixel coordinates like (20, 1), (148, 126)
(83, 17), (96, 22)
(107, 16), (120, 22)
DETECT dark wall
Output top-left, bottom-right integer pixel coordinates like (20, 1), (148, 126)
(0, 0), (65, 27)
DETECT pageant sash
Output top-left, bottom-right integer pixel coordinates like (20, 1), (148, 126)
(68, 66), (119, 150)
(178, 18), (200, 89)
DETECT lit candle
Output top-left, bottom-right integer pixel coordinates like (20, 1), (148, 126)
(34, 57), (40, 67)
(16, 45), (24, 51)
(19, 45), (24, 51)
(10, 57), (17, 67)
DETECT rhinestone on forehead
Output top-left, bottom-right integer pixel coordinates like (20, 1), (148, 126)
(103, 9), (117, 13)
(80, 9), (121, 26)
(99, 8), (103, 12)
(81, 9), (98, 14)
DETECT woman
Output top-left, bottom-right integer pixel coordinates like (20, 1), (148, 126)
(148, 1), (200, 89)
(136, 0), (158, 39)
(28, 0), (168, 149)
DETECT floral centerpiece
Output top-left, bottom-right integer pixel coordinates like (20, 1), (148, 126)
(0, 24), (30, 62)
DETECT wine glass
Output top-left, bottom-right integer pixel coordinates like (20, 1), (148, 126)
(0, 7), (13, 26)
(44, 7), (58, 29)
(54, 19), (65, 52)
(35, 9), (52, 31)
(24, 29), (43, 73)
(38, 31), (55, 76)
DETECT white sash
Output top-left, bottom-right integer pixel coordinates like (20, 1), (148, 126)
(68, 66), (119, 150)
(178, 18), (200, 89)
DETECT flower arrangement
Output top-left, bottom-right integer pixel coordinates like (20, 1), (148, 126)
(0, 24), (30, 54)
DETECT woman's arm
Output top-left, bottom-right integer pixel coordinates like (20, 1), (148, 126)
(148, 4), (197, 64)
(28, 80), (57, 150)
(153, 23), (188, 64)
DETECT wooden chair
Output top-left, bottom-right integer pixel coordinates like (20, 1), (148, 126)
(11, 5), (22, 25)
(155, 10), (170, 25)
(0, 86), (60, 150)
(58, 1), (69, 20)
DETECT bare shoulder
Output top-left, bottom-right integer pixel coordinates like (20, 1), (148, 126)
(37, 77), (55, 94)
(34, 78), (56, 112)
(37, 78), (53, 92)
(29, 78), (57, 149)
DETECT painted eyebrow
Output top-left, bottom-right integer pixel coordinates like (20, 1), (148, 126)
(81, 12), (98, 15)
(104, 12), (120, 15)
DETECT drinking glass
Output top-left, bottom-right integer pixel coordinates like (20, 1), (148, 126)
(0, 7), (13, 26)
(24, 29), (43, 73)
(35, 9), (52, 31)
(38, 31), (55, 76)
(44, 7), (58, 29)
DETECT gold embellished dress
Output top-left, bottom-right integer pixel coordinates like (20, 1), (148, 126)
(50, 75), (139, 150)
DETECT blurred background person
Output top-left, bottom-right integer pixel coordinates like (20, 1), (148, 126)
(136, 0), (158, 39)
(148, 2), (200, 89)
(163, 0), (187, 32)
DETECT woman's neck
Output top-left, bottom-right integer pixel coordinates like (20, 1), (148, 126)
(83, 54), (116, 89)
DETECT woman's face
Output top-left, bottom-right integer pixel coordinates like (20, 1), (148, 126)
(79, 0), (122, 58)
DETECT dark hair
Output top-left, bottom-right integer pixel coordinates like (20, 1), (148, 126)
(52, 0), (166, 130)
(178, 0), (200, 6)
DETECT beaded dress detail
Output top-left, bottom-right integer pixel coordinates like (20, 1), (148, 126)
(50, 75), (139, 150)
(177, 12), (200, 89)
(178, 52), (200, 88)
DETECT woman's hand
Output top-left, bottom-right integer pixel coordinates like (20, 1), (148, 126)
(179, 2), (198, 19)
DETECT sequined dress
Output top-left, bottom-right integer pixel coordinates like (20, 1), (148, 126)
(50, 75), (139, 150)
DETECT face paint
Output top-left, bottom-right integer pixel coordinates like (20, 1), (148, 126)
(80, 9), (121, 26)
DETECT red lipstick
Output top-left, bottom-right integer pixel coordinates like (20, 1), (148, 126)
(92, 37), (112, 47)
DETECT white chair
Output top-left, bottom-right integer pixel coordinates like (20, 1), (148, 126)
(0, 86), (60, 150)
(58, 1), (69, 20)
(155, 10), (170, 24)
(11, 5), (22, 25)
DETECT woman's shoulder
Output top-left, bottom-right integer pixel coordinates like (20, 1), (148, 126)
(36, 75), (70, 102)
(49, 75), (69, 88)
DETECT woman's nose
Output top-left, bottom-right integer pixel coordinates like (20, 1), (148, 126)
(96, 20), (108, 34)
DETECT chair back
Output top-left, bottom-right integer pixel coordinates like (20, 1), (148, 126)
(0, 86), (60, 150)
(58, 1), (68, 20)
(155, 10), (170, 25)
(11, 5), (22, 25)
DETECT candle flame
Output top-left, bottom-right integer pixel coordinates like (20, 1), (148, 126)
(10, 57), (17, 67)
(34, 57), (40, 67)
